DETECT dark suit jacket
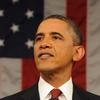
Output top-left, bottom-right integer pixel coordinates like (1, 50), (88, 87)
(0, 83), (100, 100)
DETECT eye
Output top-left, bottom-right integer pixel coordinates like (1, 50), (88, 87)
(34, 36), (42, 42)
(52, 35), (62, 40)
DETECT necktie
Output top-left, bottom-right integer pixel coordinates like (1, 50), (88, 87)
(49, 89), (62, 100)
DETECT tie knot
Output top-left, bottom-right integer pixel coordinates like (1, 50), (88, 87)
(50, 89), (62, 99)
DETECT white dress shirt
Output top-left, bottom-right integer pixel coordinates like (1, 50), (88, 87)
(38, 76), (73, 100)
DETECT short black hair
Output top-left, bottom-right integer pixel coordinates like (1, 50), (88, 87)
(44, 14), (83, 45)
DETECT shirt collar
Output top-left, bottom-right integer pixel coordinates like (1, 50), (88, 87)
(38, 76), (73, 100)
(38, 76), (54, 100)
(59, 78), (73, 100)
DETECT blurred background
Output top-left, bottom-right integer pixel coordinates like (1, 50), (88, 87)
(0, 0), (100, 98)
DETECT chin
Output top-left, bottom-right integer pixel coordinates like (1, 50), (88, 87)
(37, 67), (52, 72)
(38, 67), (59, 74)
(36, 62), (60, 71)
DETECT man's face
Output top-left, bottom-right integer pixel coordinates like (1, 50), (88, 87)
(34, 19), (76, 72)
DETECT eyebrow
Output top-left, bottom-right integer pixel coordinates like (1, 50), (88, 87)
(35, 32), (44, 38)
(50, 32), (64, 39)
(35, 32), (64, 39)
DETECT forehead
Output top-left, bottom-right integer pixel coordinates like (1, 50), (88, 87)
(37, 19), (73, 34)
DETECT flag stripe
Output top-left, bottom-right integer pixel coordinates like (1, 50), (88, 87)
(44, 0), (66, 17)
(87, 0), (100, 95)
(0, 58), (21, 97)
(67, 0), (87, 89)
(22, 59), (39, 89)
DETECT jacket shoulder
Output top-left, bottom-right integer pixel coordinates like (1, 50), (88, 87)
(0, 83), (39, 100)
(74, 84), (100, 100)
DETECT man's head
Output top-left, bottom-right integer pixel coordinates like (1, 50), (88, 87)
(34, 15), (85, 73)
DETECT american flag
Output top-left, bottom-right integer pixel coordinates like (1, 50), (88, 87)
(0, 0), (100, 98)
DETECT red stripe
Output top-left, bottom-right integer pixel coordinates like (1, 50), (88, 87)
(22, 59), (39, 90)
(67, 0), (87, 89)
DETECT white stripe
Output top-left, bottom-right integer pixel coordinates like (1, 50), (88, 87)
(44, 0), (66, 17)
(87, 0), (100, 95)
(0, 58), (21, 98)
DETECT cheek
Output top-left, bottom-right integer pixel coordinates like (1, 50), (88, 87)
(34, 43), (39, 53)
(55, 45), (74, 60)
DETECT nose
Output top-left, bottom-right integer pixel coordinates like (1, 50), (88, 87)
(39, 38), (52, 49)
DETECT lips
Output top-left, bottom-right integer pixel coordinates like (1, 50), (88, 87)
(38, 52), (54, 59)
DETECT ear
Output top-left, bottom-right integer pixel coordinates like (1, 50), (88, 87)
(73, 46), (85, 61)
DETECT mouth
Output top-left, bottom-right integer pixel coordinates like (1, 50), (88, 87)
(38, 52), (54, 59)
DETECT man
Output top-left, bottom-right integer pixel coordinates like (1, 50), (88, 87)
(0, 15), (100, 100)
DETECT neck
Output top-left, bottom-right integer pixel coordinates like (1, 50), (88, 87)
(40, 66), (72, 88)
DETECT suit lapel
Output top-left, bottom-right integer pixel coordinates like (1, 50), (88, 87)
(72, 85), (83, 100)
(72, 83), (89, 100)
